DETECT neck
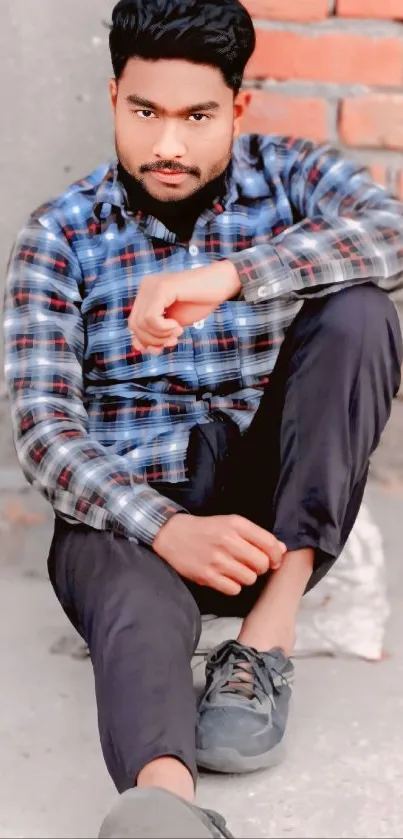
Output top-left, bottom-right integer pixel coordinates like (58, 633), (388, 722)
(117, 162), (229, 241)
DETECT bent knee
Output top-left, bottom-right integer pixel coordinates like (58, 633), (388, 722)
(312, 284), (401, 359)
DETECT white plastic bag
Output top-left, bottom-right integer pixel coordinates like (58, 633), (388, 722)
(196, 503), (389, 662)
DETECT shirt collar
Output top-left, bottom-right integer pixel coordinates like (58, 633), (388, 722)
(93, 163), (128, 222)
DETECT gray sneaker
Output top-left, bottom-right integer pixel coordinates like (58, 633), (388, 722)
(196, 640), (294, 774)
(98, 787), (234, 838)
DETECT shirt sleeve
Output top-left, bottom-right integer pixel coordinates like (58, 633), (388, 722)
(228, 138), (403, 303)
(3, 217), (185, 545)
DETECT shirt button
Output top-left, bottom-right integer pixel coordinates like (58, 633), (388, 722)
(257, 285), (267, 297)
(193, 320), (205, 329)
(189, 244), (199, 256)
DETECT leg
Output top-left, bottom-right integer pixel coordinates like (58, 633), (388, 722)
(237, 284), (402, 647)
(238, 548), (313, 654)
(196, 284), (402, 772)
(48, 519), (201, 800)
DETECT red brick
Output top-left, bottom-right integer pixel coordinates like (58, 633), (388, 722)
(246, 30), (403, 86)
(337, 0), (403, 19)
(368, 164), (388, 186)
(242, 89), (329, 142)
(340, 95), (403, 150)
(242, 0), (329, 21)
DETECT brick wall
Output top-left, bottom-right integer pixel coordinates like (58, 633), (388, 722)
(241, 0), (403, 197)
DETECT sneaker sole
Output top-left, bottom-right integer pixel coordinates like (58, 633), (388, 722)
(98, 788), (220, 838)
(196, 739), (286, 774)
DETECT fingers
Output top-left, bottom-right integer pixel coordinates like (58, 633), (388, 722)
(131, 318), (183, 354)
(143, 316), (182, 337)
(231, 516), (287, 569)
(128, 309), (179, 336)
(223, 534), (270, 576)
(210, 575), (242, 597)
(132, 336), (179, 355)
(132, 318), (182, 340)
(204, 553), (259, 595)
(213, 553), (258, 588)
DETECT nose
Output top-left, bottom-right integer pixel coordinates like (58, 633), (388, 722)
(152, 119), (187, 161)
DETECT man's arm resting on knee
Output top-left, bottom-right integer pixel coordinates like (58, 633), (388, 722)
(226, 139), (403, 304)
(3, 217), (185, 546)
(127, 143), (403, 358)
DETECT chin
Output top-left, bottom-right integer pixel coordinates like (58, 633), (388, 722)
(149, 184), (194, 203)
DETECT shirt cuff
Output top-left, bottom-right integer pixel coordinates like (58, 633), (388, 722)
(130, 485), (187, 546)
(227, 244), (293, 303)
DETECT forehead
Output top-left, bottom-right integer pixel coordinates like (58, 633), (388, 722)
(119, 57), (232, 109)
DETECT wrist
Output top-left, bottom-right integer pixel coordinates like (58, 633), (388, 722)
(153, 512), (188, 553)
(179, 262), (241, 305)
(217, 259), (242, 300)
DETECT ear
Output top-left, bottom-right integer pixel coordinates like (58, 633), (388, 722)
(109, 78), (118, 114)
(233, 90), (252, 137)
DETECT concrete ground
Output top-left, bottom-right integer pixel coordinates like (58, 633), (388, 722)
(0, 473), (402, 839)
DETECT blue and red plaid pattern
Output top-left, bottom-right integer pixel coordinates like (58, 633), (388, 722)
(4, 134), (403, 545)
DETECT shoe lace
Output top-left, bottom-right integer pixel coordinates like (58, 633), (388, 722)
(207, 640), (288, 703)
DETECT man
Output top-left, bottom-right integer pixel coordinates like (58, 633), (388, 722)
(4, 0), (403, 836)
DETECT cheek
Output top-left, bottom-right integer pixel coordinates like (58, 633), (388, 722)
(196, 120), (233, 153)
(116, 114), (147, 161)
(203, 123), (233, 158)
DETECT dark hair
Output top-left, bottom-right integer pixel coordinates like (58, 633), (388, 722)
(109, 0), (256, 94)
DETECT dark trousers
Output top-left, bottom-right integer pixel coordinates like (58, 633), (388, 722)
(48, 286), (402, 792)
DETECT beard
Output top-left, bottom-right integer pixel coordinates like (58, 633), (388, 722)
(116, 137), (233, 239)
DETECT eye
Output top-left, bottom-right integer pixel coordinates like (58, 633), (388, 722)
(189, 113), (209, 122)
(135, 110), (156, 119)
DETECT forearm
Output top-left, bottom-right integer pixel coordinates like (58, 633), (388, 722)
(228, 208), (403, 304)
(13, 411), (185, 544)
(226, 146), (403, 304)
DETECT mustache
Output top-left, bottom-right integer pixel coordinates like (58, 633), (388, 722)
(139, 161), (200, 177)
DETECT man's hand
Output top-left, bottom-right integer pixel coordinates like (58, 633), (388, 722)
(128, 261), (241, 354)
(153, 513), (287, 596)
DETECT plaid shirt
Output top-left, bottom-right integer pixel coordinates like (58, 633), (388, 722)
(4, 134), (403, 545)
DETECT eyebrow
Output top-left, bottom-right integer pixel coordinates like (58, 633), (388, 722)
(125, 95), (220, 114)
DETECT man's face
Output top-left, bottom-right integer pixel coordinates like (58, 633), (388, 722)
(110, 57), (247, 202)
